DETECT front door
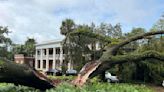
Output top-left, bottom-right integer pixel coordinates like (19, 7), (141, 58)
(49, 60), (53, 70)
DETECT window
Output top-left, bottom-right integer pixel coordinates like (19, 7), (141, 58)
(49, 60), (53, 69)
(16, 61), (19, 63)
(56, 48), (60, 54)
(38, 60), (40, 68)
(63, 48), (66, 54)
(43, 60), (46, 69)
(37, 50), (40, 55)
(49, 48), (53, 55)
(20, 60), (24, 64)
(56, 60), (60, 68)
(43, 49), (46, 55)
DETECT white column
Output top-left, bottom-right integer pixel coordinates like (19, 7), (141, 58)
(35, 49), (38, 69)
(46, 48), (49, 71)
(59, 47), (63, 70)
(40, 49), (43, 70)
(67, 51), (73, 70)
(67, 49), (71, 70)
(71, 60), (73, 69)
(68, 62), (71, 70)
(70, 60), (73, 70)
(53, 48), (56, 69)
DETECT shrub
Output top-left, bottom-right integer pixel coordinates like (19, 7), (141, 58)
(0, 82), (153, 92)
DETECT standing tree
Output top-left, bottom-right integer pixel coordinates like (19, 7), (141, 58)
(60, 19), (75, 70)
(152, 14), (164, 31)
(12, 38), (36, 57)
(24, 38), (36, 57)
(0, 26), (10, 43)
(113, 23), (122, 38)
(150, 14), (164, 52)
(0, 26), (12, 59)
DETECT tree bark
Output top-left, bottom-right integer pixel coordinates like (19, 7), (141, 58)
(72, 30), (164, 86)
(0, 58), (55, 90)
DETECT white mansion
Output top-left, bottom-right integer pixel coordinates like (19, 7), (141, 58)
(34, 39), (101, 72)
(34, 39), (72, 72)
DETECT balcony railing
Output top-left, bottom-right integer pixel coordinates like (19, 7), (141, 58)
(36, 54), (65, 59)
(55, 54), (60, 59)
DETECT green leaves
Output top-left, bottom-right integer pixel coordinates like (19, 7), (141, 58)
(70, 28), (111, 43)
(60, 19), (75, 36)
(0, 26), (11, 45)
(0, 83), (39, 92)
(12, 38), (36, 56)
(0, 26), (9, 34)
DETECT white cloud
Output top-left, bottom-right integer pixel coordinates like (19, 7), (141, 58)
(0, 0), (163, 44)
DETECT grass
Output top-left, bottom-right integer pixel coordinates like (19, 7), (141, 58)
(0, 82), (154, 92)
(49, 82), (154, 92)
(48, 75), (75, 81)
(0, 83), (39, 92)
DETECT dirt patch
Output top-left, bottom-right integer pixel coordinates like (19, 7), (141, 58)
(150, 86), (164, 92)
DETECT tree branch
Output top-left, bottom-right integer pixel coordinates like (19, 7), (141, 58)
(109, 30), (164, 55)
(90, 50), (164, 77)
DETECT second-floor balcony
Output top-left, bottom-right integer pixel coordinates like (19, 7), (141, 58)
(36, 54), (65, 60)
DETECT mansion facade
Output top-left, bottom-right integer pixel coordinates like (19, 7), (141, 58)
(34, 39), (72, 72)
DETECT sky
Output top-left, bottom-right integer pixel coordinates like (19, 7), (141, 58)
(0, 0), (164, 44)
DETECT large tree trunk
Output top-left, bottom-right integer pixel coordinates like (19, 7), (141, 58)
(72, 30), (164, 86)
(0, 58), (55, 90)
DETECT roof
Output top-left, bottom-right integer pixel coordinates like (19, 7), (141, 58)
(35, 39), (64, 46)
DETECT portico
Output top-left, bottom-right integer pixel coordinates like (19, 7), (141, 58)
(35, 39), (72, 72)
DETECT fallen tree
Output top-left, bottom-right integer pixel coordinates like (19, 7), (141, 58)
(72, 30), (164, 86)
(0, 31), (164, 89)
(0, 58), (55, 90)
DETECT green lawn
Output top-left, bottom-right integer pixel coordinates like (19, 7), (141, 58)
(0, 82), (154, 92)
